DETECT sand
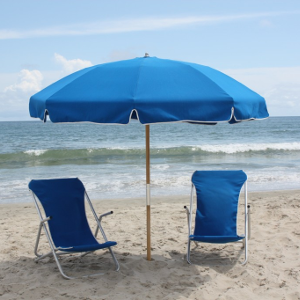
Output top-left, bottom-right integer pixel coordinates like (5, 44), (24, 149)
(1, 190), (300, 300)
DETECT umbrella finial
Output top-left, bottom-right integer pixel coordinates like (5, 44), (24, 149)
(144, 53), (150, 58)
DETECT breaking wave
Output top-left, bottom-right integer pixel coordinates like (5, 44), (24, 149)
(1, 142), (300, 169)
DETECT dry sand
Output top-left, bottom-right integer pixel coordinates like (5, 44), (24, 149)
(1, 190), (300, 299)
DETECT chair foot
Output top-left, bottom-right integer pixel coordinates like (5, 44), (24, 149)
(35, 247), (120, 279)
(241, 238), (248, 265)
(186, 240), (192, 264)
(109, 247), (120, 271)
(186, 256), (192, 264)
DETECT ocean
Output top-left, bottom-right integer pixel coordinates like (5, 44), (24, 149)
(0, 117), (299, 204)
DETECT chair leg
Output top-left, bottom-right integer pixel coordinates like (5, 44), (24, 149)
(80, 247), (120, 272)
(186, 240), (192, 264)
(109, 247), (120, 271)
(241, 205), (250, 265)
(241, 237), (248, 265)
(56, 250), (120, 279)
(80, 251), (93, 258)
(35, 250), (54, 262)
(52, 251), (74, 280)
(187, 239), (248, 265)
(37, 247), (120, 279)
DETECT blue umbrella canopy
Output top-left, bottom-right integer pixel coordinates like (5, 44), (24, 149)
(29, 55), (268, 124)
(29, 55), (268, 261)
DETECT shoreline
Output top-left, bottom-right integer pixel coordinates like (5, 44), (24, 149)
(1, 188), (300, 207)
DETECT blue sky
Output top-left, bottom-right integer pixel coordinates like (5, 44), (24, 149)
(0, 0), (299, 120)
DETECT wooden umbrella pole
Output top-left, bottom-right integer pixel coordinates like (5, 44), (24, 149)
(146, 125), (151, 261)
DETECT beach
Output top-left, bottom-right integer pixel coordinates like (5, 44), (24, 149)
(1, 0), (299, 299)
(1, 189), (300, 299)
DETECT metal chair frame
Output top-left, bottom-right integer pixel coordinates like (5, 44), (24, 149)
(30, 188), (120, 280)
(184, 175), (250, 265)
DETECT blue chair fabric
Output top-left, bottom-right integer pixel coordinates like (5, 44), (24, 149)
(28, 178), (117, 252)
(191, 170), (247, 243)
(29, 177), (119, 279)
(185, 170), (249, 265)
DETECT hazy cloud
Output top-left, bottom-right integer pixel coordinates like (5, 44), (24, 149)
(0, 54), (94, 120)
(0, 69), (43, 120)
(4, 69), (43, 94)
(105, 50), (137, 63)
(1, 11), (299, 40)
(224, 66), (300, 116)
(54, 53), (93, 75)
(259, 19), (273, 28)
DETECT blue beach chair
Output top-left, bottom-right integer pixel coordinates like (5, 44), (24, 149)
(184, 170), (250, 265)
(28, 178), (119, 279)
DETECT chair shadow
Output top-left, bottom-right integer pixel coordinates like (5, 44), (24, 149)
(178, 241), (246, 273)
(0, 249), (205, 300)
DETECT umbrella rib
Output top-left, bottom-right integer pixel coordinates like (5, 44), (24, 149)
(132, 57), (147, 106)
(41, 66), (99, 121)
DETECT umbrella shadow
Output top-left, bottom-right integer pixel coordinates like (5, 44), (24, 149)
(0, 250), (206, 300)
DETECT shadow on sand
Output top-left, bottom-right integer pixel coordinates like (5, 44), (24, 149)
(0, 242), (248, 300)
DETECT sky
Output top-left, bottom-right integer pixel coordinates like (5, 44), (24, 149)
(0, 0), (299, 121)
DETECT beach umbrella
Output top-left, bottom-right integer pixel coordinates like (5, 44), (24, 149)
(29, 54), (269, 261)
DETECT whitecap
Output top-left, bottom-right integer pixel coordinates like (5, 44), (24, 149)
(24, 149), (47, 156)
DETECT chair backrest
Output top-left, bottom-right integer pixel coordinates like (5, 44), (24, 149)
(28, 178), (96, 248)
(191, 170), (247, 237)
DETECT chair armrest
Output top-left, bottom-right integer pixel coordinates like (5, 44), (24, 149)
(184, 206), (190, 218)
(94, 211), (114, 239)
(184, 206), (191, 236)
(247, 205), (251, 240)
(99, 211), (113, 223)
(40, 216), (52, 224)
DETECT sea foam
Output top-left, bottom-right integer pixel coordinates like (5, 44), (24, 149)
(198, 142), (300, 154)
(24, 149), (47, 156)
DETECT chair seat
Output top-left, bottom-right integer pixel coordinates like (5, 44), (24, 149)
(57, 241), (117, 252)
(190, 235), (244, 244)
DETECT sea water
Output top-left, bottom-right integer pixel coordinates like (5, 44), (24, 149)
(0, 117), (299, 203)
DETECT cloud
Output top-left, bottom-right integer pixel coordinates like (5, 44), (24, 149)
(223, 66), (300, 116)
(259, 19), (273, 28)
(4, 69), (43, 94)
(54, 53), (93, 74)
(1, 11), (299, 39)
(0, 54), (93, 120)
(0, 69), (43, 120)
(263, 83), (300, 113)
(105, 50), (137, 63)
